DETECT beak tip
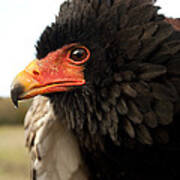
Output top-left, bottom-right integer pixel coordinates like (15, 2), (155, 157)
(10, 83), (24, 108)
(11, 95), (19, 108)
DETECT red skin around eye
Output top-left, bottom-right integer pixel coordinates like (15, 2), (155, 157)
(11, 43), (91, 100)
(66, 47), (91, 65)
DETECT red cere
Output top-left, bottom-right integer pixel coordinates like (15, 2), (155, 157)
(32, 43), (89, 88)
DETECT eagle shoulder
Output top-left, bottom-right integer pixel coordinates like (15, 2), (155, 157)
(24, 96), (89, 180)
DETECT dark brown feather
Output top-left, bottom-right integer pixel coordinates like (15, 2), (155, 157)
(33, 0), (180, 179)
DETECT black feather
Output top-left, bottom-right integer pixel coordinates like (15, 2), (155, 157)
(36, 0), (180, 179)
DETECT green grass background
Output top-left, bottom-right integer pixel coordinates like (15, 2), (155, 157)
(0, 98), (31, 179)
(0, 126), (29, 180)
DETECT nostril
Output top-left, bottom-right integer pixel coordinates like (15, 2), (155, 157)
(33, 70), (40, 76)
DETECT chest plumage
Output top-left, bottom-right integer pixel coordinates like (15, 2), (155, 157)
(11, 0), (180, 179)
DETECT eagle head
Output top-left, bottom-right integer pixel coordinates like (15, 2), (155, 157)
(10, 0), (178, 148)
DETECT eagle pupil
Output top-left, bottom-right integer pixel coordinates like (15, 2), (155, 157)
(70, 48), (87, 61)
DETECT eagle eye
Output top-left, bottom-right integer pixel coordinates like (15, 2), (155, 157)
(70, 48), (89, 62)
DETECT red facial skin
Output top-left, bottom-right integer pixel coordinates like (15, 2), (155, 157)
(12, 43), (91, 99)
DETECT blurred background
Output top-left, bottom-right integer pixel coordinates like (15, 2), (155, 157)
(0, 0), (180, 179)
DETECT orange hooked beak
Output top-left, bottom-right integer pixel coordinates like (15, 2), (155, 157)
(10, 44), (90, 107)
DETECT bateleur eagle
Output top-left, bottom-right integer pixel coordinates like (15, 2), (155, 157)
(11, 0), (180, 180)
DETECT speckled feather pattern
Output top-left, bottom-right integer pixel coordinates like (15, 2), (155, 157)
(25, 0), (180, 179)
(25, 96), (89, 180)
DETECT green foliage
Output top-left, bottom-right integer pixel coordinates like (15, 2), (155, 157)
(0, 98), (31, 125)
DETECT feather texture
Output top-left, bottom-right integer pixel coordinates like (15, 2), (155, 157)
(23, 0), (180, 179)
(25, 96), (89, 180)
